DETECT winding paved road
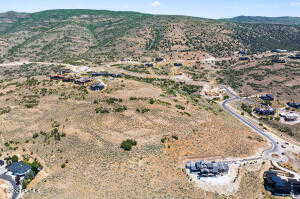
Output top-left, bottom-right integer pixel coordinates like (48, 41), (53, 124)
(221, 86), (300, 175)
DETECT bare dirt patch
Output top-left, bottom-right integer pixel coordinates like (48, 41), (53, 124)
(0, 180), (11, 199)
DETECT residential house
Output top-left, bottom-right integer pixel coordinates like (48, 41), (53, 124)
(260, 94), (274, 101)
(287, 102), (300, 109)
(254, 107), (276, 115)
(90, 82), (105, 91)
(8, 161), (31, 176)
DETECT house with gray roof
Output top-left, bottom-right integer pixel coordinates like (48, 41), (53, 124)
(8, 161), (31, 176)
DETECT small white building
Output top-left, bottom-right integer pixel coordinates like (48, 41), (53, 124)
(272, 49), (288, 53)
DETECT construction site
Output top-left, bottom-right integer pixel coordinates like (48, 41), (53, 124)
(185, 159), (242, 195)
(186, 160), (229, 177)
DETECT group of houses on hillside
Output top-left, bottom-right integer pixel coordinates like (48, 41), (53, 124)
(271, 49), (300, 60)
(254, 94), (276, 116)
(49, 68), (120, 91)
(252, 94), (299, 122)
(236, 49), (300, 64)
(143, 61), (183, 67)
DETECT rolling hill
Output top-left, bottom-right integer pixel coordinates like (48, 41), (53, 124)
(0, 9), (299, 64)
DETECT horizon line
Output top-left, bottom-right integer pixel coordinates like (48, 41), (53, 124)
(1, 8), (300, 19)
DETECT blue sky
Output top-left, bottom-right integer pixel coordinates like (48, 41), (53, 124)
(1, 0), (300, 19)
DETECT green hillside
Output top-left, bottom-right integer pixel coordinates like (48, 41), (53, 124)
(0, 9), (299, 63)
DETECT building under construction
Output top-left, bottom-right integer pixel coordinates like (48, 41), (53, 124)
(186, 161), (229, 177)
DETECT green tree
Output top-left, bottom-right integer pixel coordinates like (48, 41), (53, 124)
(149, 98), (155, 104)
(223, 95), (230, 100)
(120, 139), (137, 151)
(11, 155), (19, 162)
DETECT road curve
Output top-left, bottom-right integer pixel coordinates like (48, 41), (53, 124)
(221, 86), (293, 164)
(222, 97), (279, 158)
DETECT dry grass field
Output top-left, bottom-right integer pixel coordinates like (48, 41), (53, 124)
(0, 65), (268, 198)
(0, 180), (10, 199)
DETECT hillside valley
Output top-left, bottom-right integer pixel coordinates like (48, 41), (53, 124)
(0, 9), (300, 199)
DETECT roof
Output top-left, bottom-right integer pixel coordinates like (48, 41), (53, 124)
(8, 161), (31, 175)
(287, 102), (300, 108)
(260, 94), (274, 100)
(239, 57), (250, 60)
(90, 82), (105, 90)
(145, 63), (154, 67)
(289, 55), (300, 59)
(155, 57), (164, 61)
(174, 63), (183, 66)
(75, 77), (92, 83)
(60, 69), (72, 74)
(272, 49), (288, 53)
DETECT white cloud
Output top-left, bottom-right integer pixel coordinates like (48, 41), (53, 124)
(290, 1), (300, 6)
(151, 1), (161, 8)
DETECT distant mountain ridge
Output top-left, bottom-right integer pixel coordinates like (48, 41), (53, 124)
(0, 9), (299, 63)
(223, 16), (300, 26)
